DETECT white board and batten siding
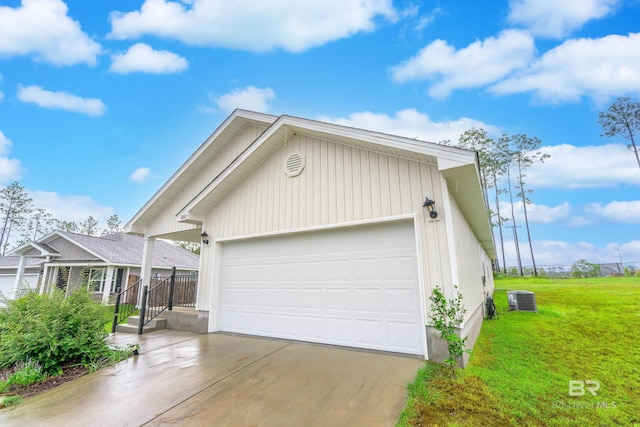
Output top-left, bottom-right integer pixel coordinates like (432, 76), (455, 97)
(195, 132), (459, 356)
(445, 186), (495, 322)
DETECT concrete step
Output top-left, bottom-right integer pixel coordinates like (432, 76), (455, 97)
(124, 315), (167, 329)
(115, 316), (167, 334)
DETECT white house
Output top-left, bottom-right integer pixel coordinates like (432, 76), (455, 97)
(125, 110), (496, 362)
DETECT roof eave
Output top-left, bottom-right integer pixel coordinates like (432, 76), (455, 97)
(125, 109), (277, 231)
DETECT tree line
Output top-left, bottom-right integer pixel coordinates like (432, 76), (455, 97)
(443, 129), (548, 276)
(0, 182), (122, 255)
(446, 96), (639, 276)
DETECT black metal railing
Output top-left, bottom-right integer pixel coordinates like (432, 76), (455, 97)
(112, 267), (198, 334)
(138, 274), (172, 334)
(111, 278), (141, 333)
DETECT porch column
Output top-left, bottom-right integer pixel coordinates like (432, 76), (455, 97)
(12, 255), (27, 299)
(138, 236), (155, 307)
(102, 266), (115, 305)
(39, 264), (49, 295)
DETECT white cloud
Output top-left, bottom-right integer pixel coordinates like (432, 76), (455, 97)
(500, 239), (640, 267)
(0, 0), (101, 65)
(585, 201), (640, 223)
(508, 0), (620, 39)
(498, 198), (640, 228)
(317, 108), (501, 144)
(108, 0), (396, 52)
(490, 33), (640, 103)
(499, 201), (571, 224)
(110, 43), (188, 74)
(0, 91), (4, 101)
(390, 30), (535, 99)
(29, 190), (114, 225)
(0, 131), (23, 184)
(130, 167), (152, 183)
(213, 86), (275, 113)
(17, 85), (106, 116)
(526, 144), (640, 189)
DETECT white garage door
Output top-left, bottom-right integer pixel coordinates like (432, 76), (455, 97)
(219, 220), (424, 355)
(0, 274), (39, 303)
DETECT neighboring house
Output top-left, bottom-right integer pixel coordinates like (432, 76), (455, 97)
(125, 109), (496, 363)
(0, 256), (42, 302)
(3, 231), (199, 305)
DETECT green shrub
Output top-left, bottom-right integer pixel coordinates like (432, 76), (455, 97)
(428, 285), (470, 369)
(0, 290), (112, 375)
(0, 395), (22, 407)
(6, 359), (46, 387)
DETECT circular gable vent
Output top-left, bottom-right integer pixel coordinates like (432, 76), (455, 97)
(284, 152), (305, 177)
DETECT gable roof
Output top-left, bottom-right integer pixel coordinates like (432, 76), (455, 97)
(126, 109), (495, 257)
(10, 231), (199, 270)
(126, 110), (277, 235)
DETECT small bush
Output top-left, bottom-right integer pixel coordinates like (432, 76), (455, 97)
(6, 359), (46, 387)
(429, 285), (469, 369)
(0, 290), (112, 375)
(1, 395), (22, 407)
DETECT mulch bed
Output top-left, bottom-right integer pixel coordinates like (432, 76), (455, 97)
(0, 364), (89, 401)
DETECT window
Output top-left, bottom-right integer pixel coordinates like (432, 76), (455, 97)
(88, 269), (105, 292)
(86, 268), (117, 293)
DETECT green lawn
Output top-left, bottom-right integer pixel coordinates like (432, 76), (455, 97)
(100, 304), (138, 333)
(399, 277), (640, 426)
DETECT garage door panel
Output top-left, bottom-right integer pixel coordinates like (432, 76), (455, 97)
(326, 288), (352, 310)
(384, 256), (418, 280)
(356, 320), (386, 346)
(355, 289), (384, 313)
(219, 221), (424, 355)
(300, 288), (324, 309)
(298, 316), (325, 339)
(327, 318), (355, 343)
(388, 323), (424, 349)
(353, 258), (384, 280)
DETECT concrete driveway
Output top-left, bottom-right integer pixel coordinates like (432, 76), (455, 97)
(0, 331), (422, 426)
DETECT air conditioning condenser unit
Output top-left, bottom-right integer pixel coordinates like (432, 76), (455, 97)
(507, 290), (537, 312)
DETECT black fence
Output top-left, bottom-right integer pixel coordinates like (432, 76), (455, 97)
(111, 278), (141, 333)
(111, 268), (198, 334)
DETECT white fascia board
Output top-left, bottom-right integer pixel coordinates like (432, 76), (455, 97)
(9, 242), (53, 257)
(178, 115), (289, 218)
(283, 116), (475, 164)
(125, 110), (277, 230)
(9, 232), (67, 257)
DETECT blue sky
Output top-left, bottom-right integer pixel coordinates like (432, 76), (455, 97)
(0, 0), (639, 268)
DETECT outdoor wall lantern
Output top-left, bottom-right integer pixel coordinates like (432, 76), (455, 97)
(200, 231), (210, 245)
(422, 197), (438, 219)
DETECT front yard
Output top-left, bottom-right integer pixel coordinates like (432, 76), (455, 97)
(399, 277), (640, 426)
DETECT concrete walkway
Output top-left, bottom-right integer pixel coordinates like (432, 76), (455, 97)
(0, 331), (423, 427)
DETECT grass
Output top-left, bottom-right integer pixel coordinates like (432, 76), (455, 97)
(101, 304), (138, 333)
(398, 276), (640, 426)
(0, 395), (22, 408)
